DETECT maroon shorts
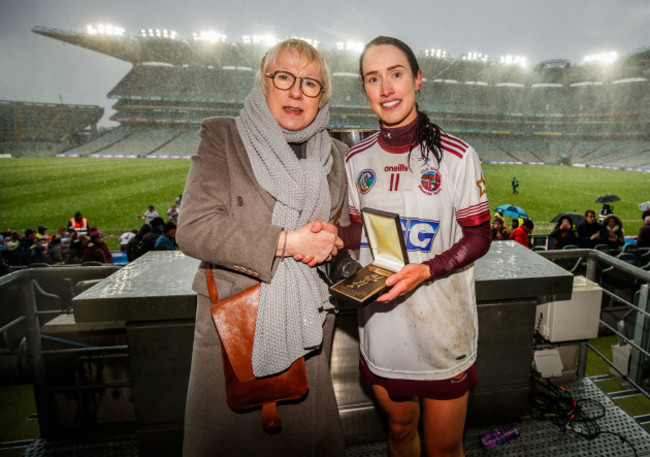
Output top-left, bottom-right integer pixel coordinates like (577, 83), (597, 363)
(359, 355), (478, 400)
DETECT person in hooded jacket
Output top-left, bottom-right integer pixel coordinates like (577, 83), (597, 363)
(81, 228), (113, 264)
(603, 214), (625, 250)
(550, 216), (579, 249)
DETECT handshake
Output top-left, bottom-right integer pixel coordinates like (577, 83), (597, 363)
(280, 219), (361, 283)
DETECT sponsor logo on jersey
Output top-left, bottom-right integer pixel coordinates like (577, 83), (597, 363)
(357, 169), (376, 194)
(418, 167), (442, 195)
(401, 217), (439, 252)
(384, 164), (408, 173)
(361, 217), (439, 253)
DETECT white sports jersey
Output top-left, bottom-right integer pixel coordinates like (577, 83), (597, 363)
(345, 131), (490, 380)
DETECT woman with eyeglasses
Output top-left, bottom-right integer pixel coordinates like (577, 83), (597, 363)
(177, 39), (348, 456)
(342, 36), (492, 456)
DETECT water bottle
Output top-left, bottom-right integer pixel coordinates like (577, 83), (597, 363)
(479, 424), (520, 450)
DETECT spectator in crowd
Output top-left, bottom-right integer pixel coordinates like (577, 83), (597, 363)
(47, 235), (64, 264)
(32, 244), (52, 265)
(17, 229), (38, 265)
(637, 216), (650, 248)
(81, 228), (113, 264)
(138, 205), (159, 225)
(577, 209), (606, 248)
(511, 218), (519, 231)
(599, 203), (613, 223)
(510, 219), (534, 248)
(511, 176), (519, 194)
(128, 217), (166, 261)
(491, 216), (510, 240)
(60, 227), (74, 253)
(65, 233), (87, 264)
(643, 208), (650, 221)
(36, 225), (49, 242)
(126, 224), (151, 262)
(154, 223), (177, 251)
(68, 211), (89, 235)
(119, 229), (138, 252)
(166, 204), (179, 224)
(175, 194), (182, 209)
(6, 232), (22, 266)
(143, 217), (165, 249)
(550, 216), (579, 249)
(603, 214), (625, 250)
(0, 234), (7, 270)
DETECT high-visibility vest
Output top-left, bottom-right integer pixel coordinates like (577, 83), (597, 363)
(69, 217), (89, 234)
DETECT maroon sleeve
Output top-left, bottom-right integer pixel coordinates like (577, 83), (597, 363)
(337, 215), (363, 251)
(422, 221), (491, 280)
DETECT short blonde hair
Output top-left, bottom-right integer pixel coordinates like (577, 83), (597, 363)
(256, 39), (331, 107)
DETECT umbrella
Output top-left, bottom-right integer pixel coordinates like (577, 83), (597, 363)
(638, 201), (650, 211)
(495, 204), (528, 219)
(595, 194), (620, 203)
(551, 212), (585, 226)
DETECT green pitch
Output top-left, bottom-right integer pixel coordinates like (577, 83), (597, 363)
(1, 158), (648, 249)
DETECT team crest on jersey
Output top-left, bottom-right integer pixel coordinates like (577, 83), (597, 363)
(357, 169), (376, 194)
(418, 167), (442, 195)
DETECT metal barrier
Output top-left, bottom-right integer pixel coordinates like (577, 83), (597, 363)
(0, 265), (130, 438)
(539, 249), (650, 401)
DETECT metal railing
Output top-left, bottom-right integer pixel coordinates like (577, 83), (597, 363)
(0, 265), (128, 437)
(539, 248), (650, 402)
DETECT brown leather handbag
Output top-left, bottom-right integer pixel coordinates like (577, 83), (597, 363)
(205, 268), (308, 431)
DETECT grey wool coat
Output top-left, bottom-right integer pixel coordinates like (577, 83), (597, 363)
(176, 117), (349, 457)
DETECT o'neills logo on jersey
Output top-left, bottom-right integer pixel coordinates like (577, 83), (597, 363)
(357, 169), (376, 194)
(418, 167), (442, 195)
(384, 164), (408, 172)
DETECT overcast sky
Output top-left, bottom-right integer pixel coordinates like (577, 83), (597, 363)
(1, 0), (649, 126)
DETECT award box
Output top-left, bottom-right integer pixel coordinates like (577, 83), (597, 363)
(330, 208), (409, 305)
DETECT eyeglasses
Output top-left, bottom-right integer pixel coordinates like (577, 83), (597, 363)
(265, 70), (324, 98)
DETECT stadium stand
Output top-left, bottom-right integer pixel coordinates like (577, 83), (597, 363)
(66, 124), (135, 155)
(21, 26), (650, 169)
(92, 125), (178, 157)
(148, 127), (199, 157)
(0, 100), (103, 156)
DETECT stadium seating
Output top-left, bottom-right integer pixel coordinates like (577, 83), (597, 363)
(6, 34), (649, 167)
(0, 100), (103, 156)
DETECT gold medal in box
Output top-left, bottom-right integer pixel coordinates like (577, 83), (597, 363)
(330, 208), (409, 305)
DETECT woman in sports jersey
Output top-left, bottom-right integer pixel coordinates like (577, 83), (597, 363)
(343, 36), (492, 456)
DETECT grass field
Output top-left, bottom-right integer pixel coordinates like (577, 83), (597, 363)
(1, 157), (649, 250)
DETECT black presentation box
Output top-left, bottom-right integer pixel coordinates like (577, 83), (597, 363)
(330, 208), (409, 305)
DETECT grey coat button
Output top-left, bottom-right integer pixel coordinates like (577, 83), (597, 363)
(236, 196), (244, 206)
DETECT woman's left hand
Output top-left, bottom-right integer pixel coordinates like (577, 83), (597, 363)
(376, 263), (431, 302)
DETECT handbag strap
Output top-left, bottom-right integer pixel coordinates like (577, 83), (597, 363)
(205, 265), (219, 302)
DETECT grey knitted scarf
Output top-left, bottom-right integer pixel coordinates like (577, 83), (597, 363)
(236, 85), (334, 377)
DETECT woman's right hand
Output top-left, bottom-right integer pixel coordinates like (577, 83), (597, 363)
(278, 221), (343, 267)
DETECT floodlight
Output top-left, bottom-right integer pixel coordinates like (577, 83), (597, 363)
(242, 34), (277, 46)
(461, 52), (489, 62)
(193, 31), (227, 43)
(87, 24), (125, 36)
(583, 52), (617, 65)
(335, 41), (363, 53)
(424, 48), (448, 58)
(499, 55), (527, 67)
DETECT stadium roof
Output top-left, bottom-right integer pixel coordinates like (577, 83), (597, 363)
(33, 26), (197, 65)
(33, 25), (650, 85)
